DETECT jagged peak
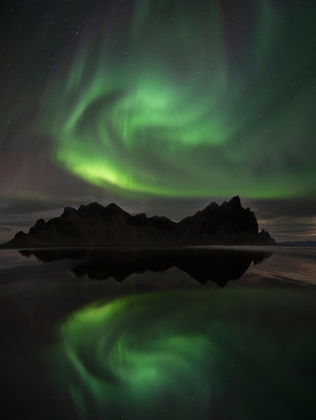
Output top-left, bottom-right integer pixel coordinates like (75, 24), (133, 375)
(29, 219), (46, 235)
(150, 215), (169, 220)
(15, 230), (27, 239)
(77, 202), (105, 218)
(103, 203), (129, 215)
(259, 228), (272, 237)
(134, 212), (147, 218)
(229, 195), (241, 205)
(79, 202), (104, 211)
(61, 207), (77, 217)
(259, 229), (275, 243)
(219, 196), (242, 209)
(202, 201), (219, 213)
(105, 202), (122, 209)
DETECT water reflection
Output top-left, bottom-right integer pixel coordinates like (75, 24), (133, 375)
(20, 248), (272, 287)
(51, 290), (316, 420)
(1, 248), (315, 419)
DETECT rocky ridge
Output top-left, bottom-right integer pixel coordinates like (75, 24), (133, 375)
(4, 196), (276, 247)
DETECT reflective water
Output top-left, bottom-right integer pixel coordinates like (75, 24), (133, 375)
(0, 247), (315, 419)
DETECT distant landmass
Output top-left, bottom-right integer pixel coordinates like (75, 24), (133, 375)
(3, 196), (276, 247)
(280, 241), (316, 247)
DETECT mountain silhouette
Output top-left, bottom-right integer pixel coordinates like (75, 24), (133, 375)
(5, 196), (275, 246)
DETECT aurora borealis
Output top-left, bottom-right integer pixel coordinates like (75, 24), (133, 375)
(0, 0), (316, 240)
(39, 0), (315, 198)
(1, 2), (316, 416)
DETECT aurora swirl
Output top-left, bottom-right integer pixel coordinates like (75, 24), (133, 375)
(38, 0), (316, 199)
(51, 291), (315, 420)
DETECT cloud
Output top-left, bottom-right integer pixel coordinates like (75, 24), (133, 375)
(0, 227), (11, 232)
(250, 198), (316, 220)
(0, 220), (34, 227)
(0, 197), (69, 215)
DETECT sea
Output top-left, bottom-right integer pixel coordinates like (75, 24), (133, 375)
(0, 246), (315, 420)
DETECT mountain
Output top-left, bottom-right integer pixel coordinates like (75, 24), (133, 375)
(3, 196), (276, 247)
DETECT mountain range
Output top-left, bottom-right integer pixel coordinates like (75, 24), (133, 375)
(3, 196), (276, 247)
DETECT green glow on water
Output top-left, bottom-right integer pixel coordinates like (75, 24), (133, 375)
(51, 291), (316, 419)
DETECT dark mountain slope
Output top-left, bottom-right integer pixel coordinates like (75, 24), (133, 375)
(3, 196), (276, 247)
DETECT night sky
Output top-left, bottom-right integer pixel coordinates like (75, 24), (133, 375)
(0, 0), (315, 242)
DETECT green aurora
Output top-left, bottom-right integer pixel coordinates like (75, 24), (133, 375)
(38, 0), (316, 199)
(51, 291), (316, 420)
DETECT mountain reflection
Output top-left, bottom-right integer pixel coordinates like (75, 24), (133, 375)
(20, 248), (272, 287)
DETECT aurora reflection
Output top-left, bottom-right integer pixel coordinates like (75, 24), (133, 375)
(51, 291), (316, 419)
